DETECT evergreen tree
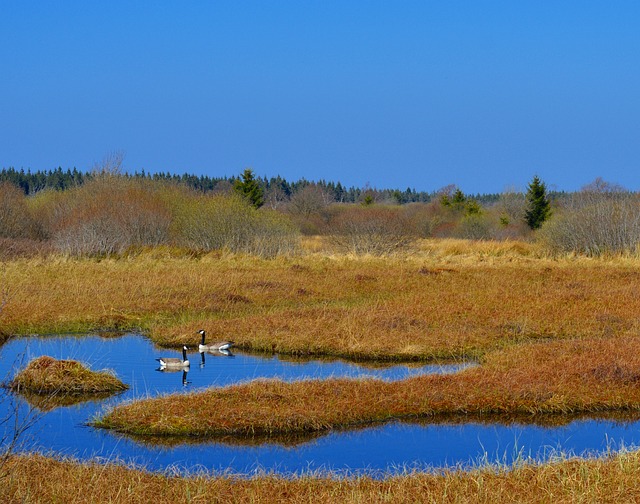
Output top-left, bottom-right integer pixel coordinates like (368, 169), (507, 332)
(525, 175), (552, 230)
(233, 168), (264, 208)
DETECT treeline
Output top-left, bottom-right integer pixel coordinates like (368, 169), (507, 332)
(0, 166), (502, 205)
(1, 167), (638, 258)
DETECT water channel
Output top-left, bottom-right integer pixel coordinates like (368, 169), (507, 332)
(1, 333), (639, 476)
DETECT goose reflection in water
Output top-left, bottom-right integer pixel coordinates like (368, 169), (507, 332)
(199, 348), (234, 368)
(157, 366), (191, 386)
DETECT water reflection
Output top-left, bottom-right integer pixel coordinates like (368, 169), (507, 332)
(1, 333), (639, 475)
(199, 348), (234, 367)
(157, 368), (191, 387)
(17, 389), (125, 412)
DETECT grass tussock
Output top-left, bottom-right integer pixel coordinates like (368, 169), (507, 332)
(3, 451), (640, 503)
(96, 336), (640, 438)
(9, 356), (128, 396)
(3, 248), (640, 360)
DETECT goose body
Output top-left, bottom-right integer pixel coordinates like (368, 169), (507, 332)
(156, 346), (190, 368)
(197, 329), (234, 353)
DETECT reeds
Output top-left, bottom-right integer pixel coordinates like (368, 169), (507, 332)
(3, 451), (640, 503)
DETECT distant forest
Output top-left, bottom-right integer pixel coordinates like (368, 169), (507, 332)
(0, 166), (502, 205)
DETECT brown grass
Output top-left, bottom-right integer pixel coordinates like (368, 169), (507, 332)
(3, 451), (640, 503)
(9, 355), (128, 396)
(3, 242), (640, 499)
(3, 246), (640, 362)
(96, 336), (640, 438)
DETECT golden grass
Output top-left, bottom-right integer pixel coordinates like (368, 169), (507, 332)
(96, 336), (640, 438)
(9, 355), (128, 396)
(3, 451), (640, 503)
(3, 245), (640, 361)
(4, 242), (640, 499)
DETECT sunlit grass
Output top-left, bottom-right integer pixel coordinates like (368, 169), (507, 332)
(3, 450), (640, 503)
(3, 246), (640, 362)
(95, 336), (640, 438)
(9, 355), (128, 396)
(3, 241), (640, 499)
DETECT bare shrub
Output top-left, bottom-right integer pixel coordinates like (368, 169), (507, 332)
(91, 150), (125, 176)
(328, 205), (414, 255)
(541, 191), (640, 256)
(49, 177), (171, 256)
(402, 202), (442, 238)
(287, 185), (333, 235)
(247, 209), (299, 257)
(27, 189), (68, 240)
(498, 187), (527, 226)
(264, 185), (289, 210)
(0, 238), (53, 260)
(0, 183), (36, 239)
(172, 192), (299, 257)
(288, 185), (333, 218)
(456, 214), (493, 240)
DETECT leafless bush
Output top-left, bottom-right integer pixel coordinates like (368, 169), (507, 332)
(541, 191), (640, 256)
(456, 214), (493, 240)
(402, 203), (442, 238)
(286, 185), (333, 235)
(264, 185), (289, 210)
(172, 192), (299, 257)
(245, 209), (299, 257)
(288, 185), (333, 218)
(328, 206), (414, 255)
(498, 187), (527, 226)
(50, 177), (171, 256)
(91, 150), (125, 176)
(0, 183), (37, 239)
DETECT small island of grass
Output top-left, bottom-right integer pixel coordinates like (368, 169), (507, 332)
(94, 336), (640, 440)
(9, 356), (128, 396)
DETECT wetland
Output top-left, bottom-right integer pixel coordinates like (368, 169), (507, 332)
(2, 246), (640, 500)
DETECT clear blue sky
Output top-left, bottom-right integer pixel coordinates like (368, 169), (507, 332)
(2, 1), (639, 194)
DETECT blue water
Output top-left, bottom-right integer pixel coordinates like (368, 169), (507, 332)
(1, 333), (639, 476)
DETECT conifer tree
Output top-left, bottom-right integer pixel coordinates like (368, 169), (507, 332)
(525, 175), (551, 229)
(233, 168), (264, 208)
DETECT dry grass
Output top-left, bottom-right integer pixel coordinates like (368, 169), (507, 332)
(3, 242), (640, 499)
(96, 336), (640, 438)
(9, 356), (128, 396)
(3, 451), (640, 503)
(3, 245), (640, 362)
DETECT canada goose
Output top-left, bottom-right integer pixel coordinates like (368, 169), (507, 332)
(156, 346), (190, 368)
(197, 329), (234, 353)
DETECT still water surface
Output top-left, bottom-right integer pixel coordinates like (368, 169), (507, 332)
(1, 334), (639, 476)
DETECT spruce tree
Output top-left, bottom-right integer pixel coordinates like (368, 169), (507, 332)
(233, 168), (264, 208)
(524, 175), (551, 230)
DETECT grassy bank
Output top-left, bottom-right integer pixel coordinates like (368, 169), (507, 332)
(2, 240), (640, 361)
(96, 336), (640, 438)
(3, 451), (640, 503)
(9, 356), (128, 395)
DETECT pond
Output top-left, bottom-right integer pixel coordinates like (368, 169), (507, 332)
(1, 333), (639, 476)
